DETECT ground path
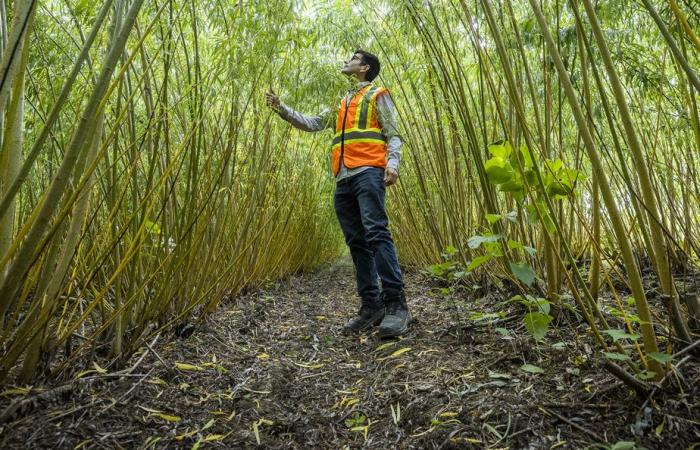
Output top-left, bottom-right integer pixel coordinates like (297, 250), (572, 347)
(1, 258), (697, 449)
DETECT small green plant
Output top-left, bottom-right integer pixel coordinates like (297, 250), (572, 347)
(507, 294), (553, 341)
(483, 139), (585, 289)
(425, 245), (467, 283)
(484, 139), (585, 204)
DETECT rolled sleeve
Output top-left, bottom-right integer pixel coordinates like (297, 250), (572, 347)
(279, 104), (333, 132)
(375, 92), (403, 172)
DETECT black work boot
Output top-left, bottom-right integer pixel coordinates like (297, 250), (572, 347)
(378, 290), (411, 338)
(343, 302), (385, 334)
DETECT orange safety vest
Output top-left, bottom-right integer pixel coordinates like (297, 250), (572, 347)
(331, 84), (389, 176)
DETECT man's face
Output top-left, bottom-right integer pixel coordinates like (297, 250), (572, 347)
(341, 53), (368, 79)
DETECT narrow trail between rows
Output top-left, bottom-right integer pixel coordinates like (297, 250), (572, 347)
(1, 258), (697, 449)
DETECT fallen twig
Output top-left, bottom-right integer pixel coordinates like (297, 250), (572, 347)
(540, 407), (605, 442)
(542, 401), (618, 410)
(118, 334), (160, 375)
(602, 360), (652, 396)
(672, 338), (700, 360)
(139, 333), (168, 372)
(94, 368), (155, 419)
(636, 353), (695, 416)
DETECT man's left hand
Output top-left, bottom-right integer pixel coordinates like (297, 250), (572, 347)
(384, 168), (399, 186)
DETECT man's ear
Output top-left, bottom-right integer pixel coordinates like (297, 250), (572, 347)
(360, 64), (369, 76)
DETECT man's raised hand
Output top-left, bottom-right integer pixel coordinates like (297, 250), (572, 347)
(265, 89), (281, 111)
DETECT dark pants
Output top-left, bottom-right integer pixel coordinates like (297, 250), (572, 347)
(334, 168), (404, 307)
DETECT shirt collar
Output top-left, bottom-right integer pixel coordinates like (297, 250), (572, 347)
(348, 79), (371, 93)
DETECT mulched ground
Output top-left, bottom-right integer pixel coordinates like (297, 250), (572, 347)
(0, 258), (698, 449)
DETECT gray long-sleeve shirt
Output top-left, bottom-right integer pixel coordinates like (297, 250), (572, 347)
(277, 81), (402, 182)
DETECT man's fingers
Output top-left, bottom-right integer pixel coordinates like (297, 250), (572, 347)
(384, 170), (398, 186)
(264, 91), (279, 109)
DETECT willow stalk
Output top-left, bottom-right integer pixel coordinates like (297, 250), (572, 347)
(640, 0), (700, 94)
(0, 0), (114, 222)
(474, 0), (607, 345)
(669, 0), (700, 51)
(0, 1), (34, 258)
(525, 0), (663, 376)
(0, 0), (145, 316)
(574, 4), (600, 301)
(0, 0), (35, 106)
(580, 0), (692, 345)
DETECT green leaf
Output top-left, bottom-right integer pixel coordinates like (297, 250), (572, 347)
(529, 297), (550, 315)
(145, 220), (161, 235)
(561, 168), (585, 185)
(603, 352), (631, 361)
(499, 179), (524, 193)
(647, 352), (673, 364)
(546, 180), (572, 198)
(484, 240), (503, 256)
(602, 329), (640, 342)
(511, 189), (525, 202)
(467, 234), (501, 249)
(520, 364), (544, 374)
(523, 312), (552, 341)
(485, 157), (513, 184)
(545, 158), (563, 173)
(524, 170), (537, 185)
(541, 210), (556, 233)
(485, 214), (502, 225)
(520, 144), (533, 168)
(442, 245), (457, 258)
(510, 262), (535, 286)
(523, 246), (536, 256)
(507, 239), (523, 250)
(427, 263), (447, 278)
(345, 412), (366, 427)
(488, 140), (512, 158)
(524, 204), (539, 225)
(467, 254), (493, 271)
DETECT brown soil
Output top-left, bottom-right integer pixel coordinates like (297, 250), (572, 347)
(0, 258), (698, 449)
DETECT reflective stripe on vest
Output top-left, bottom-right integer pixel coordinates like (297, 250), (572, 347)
(332, 85), (388, 176)
(331, 129), (385, 146)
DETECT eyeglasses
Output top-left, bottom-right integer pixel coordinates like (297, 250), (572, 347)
(347, 54), (367, 66)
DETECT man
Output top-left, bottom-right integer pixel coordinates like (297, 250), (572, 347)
(265, 49), (410, 338)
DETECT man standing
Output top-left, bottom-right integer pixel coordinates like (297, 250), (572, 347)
(265, 49), (410, 338)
